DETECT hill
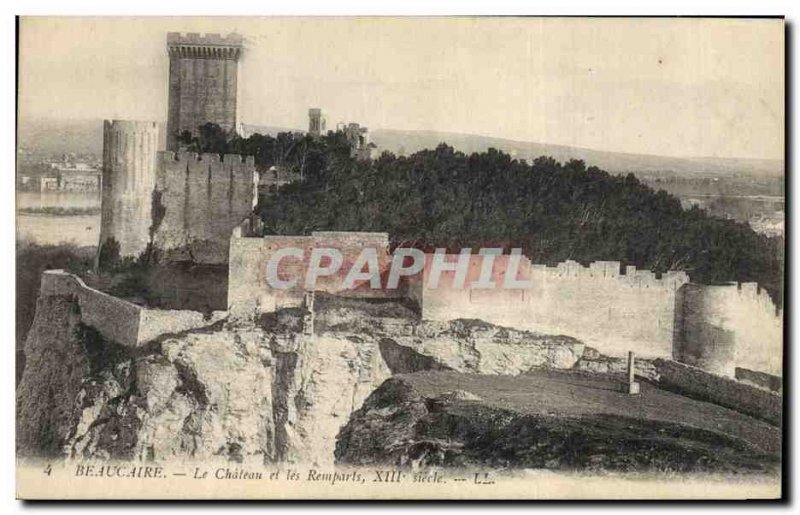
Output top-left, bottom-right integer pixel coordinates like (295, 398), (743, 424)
(370, 129), (783, 178)
(251, 133), (783, 304)
(16, 117), (783, 179)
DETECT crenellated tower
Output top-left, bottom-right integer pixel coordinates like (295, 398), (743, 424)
(152, 150), (257, 264)
(98, 120), (160, 264)
(166, 32), (244, 151)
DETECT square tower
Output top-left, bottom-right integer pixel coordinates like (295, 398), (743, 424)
(166, 32), (244, 151)
(308, 108), (326, 138)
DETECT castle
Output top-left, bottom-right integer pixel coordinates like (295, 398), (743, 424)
(99, 33), (256, 265)
(165, 32), (244, 152)
(98, 34), (375, 264)
(94, 32), (783, 385)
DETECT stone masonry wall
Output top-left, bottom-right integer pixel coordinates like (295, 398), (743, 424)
(98, 120), (160, 260)
(40, 270), (225, 347)
(166, 32), (243, 151)
(420, 256), (689, 360)
(228, 230), (393, 317)
(653, 359), (781, 426)
(154, 151), (257, 264)
(674, 283), (783, 377)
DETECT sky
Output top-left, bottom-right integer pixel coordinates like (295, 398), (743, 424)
(18, 17), (784, 160)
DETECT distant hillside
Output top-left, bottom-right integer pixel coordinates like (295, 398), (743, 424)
(17, 118), (167, 156)
(17, 118), (105, 156)
(253, 132), (783, 304)
(16, 119), (297, 158)
(17, 117), (783, 179)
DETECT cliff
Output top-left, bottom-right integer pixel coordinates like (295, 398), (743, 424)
(17, 282), (587, 464)
(16, 294), (389, 464)
(20, 273), (777, 468)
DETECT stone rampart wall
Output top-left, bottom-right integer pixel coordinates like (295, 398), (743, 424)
(653, 359), (781, 426)
(153, 151), (257, 264)
(420, 256), (689, 359)
(675, 283), (783, 377)
(39, 270), (225, 347)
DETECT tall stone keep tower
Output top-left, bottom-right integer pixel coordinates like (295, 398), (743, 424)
(98, 120), (160, 262)
(166, 32), (244, 151)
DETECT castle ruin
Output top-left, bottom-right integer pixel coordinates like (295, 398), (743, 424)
(98, 33), (255, 266)
(166, 32), (244, 152)
(98, 120), (160, 260)
(338, 122), (375, 160)
(94, 31), (782, 387)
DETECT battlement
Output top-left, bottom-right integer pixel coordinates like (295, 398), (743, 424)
(736, 282), (780, 314)
(157, 151), (256, 168)
(687, 282), (782, 318)
(103, 119), (160, 132)
(528, 259), (689, 289)
(153, 149), (257, 265)
(310, 231), (390, 249)
(167, 32), (244, 46)
(167, 32), (243, 59)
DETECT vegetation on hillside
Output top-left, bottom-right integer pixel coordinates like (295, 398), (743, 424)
(183, 124), (785, 304)
(18, 206), (101, 216)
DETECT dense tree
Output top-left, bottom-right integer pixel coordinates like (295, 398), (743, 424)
(193, 125), (784, 305)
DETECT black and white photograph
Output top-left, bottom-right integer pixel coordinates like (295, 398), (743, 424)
(11, 13), (788, 501)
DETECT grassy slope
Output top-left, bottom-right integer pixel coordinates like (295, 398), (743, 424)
(403, 370), (780, 454)
(337, 369), (780, 472)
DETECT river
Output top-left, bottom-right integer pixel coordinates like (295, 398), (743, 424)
(16, 191), (101, 247)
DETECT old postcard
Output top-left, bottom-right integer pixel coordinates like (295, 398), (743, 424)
(15, 16), (784, 500)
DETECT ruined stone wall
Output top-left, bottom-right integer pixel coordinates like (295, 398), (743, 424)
(228, 230), (392, 317)
(420, 256), (690, 359)
(674, 283), (783, 377)
(166, 32), (243, 151)
(653, 359), (781, 426)
(154, 151), (257, 264)
(40, 270), (142, 347)
(98, 120), (160, 260)
(39, 270), (225, 347)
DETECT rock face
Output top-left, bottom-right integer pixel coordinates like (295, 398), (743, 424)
(17, 292), (586, 464)
(573, 346), (659, 381)
(376, 319), (585, 375)
(335, 372), (782, 473)
(16, 296), (390, 464)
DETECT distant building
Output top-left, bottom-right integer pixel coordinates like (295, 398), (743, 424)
(340, 122), (376, 160)
(308, 108), (326, 138)
(39, 177), (58, 192)
(53, 163), (101, 192)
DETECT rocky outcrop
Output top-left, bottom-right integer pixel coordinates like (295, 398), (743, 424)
(17, 284), (595, 465)
(16, 294), (390, 464)
(17, 295), (93, 457)
(573, 346), (658, 381)
(335, 372), (782, 473)
(379, 319), (585, 375)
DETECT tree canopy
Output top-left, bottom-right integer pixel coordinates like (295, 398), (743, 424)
(190, 125), (784, 305)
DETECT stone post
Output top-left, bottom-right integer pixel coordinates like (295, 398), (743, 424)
(627, 351), (640, 395)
